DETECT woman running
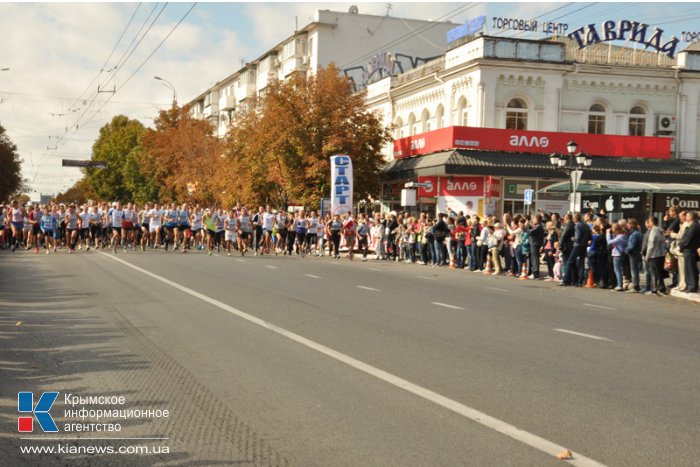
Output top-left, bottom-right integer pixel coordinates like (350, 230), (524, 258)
(294, 211), (308, 257)
(65, 204), (79, 253)
(225, 209), (239, 256)
(237, 207), (252, 256)
(275, 209), (287, 255)
(39, 206), (58, 254)
(164, 203), (179, 251)
(148, 203), (164, 249)
(178, 204), (191, 253)
(108, 202), (124, 253)
(190, 205), (204, 250)
(9, 200), (25, 252)
(79, 205), (91, 251)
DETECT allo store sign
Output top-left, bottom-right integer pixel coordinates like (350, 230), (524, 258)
(568, 20), (679, 58)
(330, 155), (353, 215)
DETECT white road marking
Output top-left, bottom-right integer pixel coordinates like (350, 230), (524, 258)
(236, 259), (246, 262)
(583, 303), (615, 311)
(99, 252), (606, 467)
(265, 265), (279, 269)
(367, 268), (381, 272)
(553, 329), (612, 342)
(432, 302), (465, 310)
(485, 286), (509, 292)
(417, 276), (437, 280)
(355, 285), (381, 292)
(304, 274), (322, 279)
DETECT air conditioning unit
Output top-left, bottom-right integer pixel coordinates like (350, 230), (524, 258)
(302, 56), (309, 66)
(656, 114), (677, 133)
(270, 56), (280, 68)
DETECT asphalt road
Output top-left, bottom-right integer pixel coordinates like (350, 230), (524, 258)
(1, 248), (699, 466)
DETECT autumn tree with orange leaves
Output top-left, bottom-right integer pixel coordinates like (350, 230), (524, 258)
(223, 64), (391, 209)
(140, 106), (221, 205)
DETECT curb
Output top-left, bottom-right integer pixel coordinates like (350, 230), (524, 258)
(670, 289), (700, 304)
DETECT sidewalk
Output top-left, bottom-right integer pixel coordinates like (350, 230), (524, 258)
(670, 288), (700, 304)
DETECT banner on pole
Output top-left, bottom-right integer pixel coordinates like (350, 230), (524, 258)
(330, 155), (353, 215)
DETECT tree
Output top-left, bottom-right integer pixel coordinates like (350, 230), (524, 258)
(0, 122), (23, 201)
(140, 106), (221, 205)
(85, 115), (151, 202)
(224, 64), (392, 209)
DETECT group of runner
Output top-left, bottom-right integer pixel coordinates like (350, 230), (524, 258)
(0, 200), (363, 259)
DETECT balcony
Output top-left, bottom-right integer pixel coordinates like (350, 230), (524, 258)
(221, 95), (236, 111)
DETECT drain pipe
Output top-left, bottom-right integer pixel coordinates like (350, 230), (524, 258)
(673, 67), (682, 159)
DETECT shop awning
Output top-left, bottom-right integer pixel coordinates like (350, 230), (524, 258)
(537, 180), (700, 194)
(382, 149), (700, 183)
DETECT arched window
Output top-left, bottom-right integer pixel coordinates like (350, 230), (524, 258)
(435, 104), (445, 129)
(407, 113), (416, 136)
(394, 117), (404, 139)
(421, 109), (431, 133)
(588, 103), (606, 134)
(629, 106), (646, 136)
(455, 96), (468, 126)
(505, 98), (527, 130)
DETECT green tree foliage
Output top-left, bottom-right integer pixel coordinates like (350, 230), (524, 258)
(224, 64), (392, 208)
(85, 115), (153, 202)
(0, 122), (23, 201)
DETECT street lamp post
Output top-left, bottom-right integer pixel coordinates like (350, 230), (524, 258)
(549, 140), (592, 213)
(154, 76), (177, 107)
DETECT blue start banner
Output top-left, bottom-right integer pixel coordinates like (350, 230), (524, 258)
(330, 155), (353, 216)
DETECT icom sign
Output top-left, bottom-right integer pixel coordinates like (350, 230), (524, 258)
(654, 194), (700, 211)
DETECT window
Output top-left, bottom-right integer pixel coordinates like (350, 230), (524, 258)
(421, 109), (430, 133)
(505, 98), (527, 130)
(629, 106), (646, 136)
(436, 105), (445, 129)
(394, 118), (403, 139)
(588, 103), (606, 134)
(408, 113), (416, 136)
(455, 96), (467, 126)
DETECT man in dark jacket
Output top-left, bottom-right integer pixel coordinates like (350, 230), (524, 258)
(679, 211), (700, 293)
(625, 218), (643, 292)
(558, 214), (575, 282)
(561, 213), (591, 286)
(528, 214), (545, 279)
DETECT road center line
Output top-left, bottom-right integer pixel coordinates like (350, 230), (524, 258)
(355, 285), (381, 292)
(417, 276), (437, 280)
(98, 252), (606, 467)
(304, 274), (322, 279)
(367, 268), (381, 272)
(432, 302), (465, 310)
(485, 286), (509, 292)
(236, 259), (246, 262)
(553, 329), (612, 342)
(583, 303), (615, 311)
(265, 265), (279, 269)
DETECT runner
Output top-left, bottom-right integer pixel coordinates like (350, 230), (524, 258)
(140, 203), (151, 251)
(261, 205), (275, 255)
(164, 202), (179, 251)
(28, 204), (41, 252)
(78, 205), (91, 251)
(178, 203), (191, 253)
(252, 206), (264, 255)
(108, 202), (125, 254)
(123, 203), (135, 251)
(342, 211), (357, 260)
(275, 209), (288, 255)
(9, 201), (24, 252)
(0, 206), (7, 249)
(225, 208), (239, 256)
(294, 211), (308, 257)
(237, 207), (252, 256)
(306, 211), (318, 256)
(64, 204), (79, 253)
(148, 203), (164, 249)
(190, 205), (204, 250)
(89, 205), (101, 250)
(39, 206), (58, 254)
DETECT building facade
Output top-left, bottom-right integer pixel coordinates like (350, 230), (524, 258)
(187, 8), (457, 138)
(367, 33), (700, 216)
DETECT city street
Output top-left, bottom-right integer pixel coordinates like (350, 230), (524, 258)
(1, 250), (699, 466)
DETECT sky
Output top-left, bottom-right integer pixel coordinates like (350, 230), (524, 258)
(1, 1), (699, 198)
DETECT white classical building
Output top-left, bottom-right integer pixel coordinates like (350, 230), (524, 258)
(187, 8), (457, 138)
(369, 33), (700, 216)
(367, 35), (700, 160)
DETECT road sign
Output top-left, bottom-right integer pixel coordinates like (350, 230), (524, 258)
(404, 181), (432, 189)
(523, 188), (534, 205)
(62, 159), (107, 169)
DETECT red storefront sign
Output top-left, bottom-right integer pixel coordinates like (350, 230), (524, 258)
(417, 176), (485, 197)
(393, 126), (672, 159)
(485, 176), (501, 198)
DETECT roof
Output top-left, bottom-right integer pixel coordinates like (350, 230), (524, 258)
(538, 180), (700, 194)
(381, 150), (700, 184)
